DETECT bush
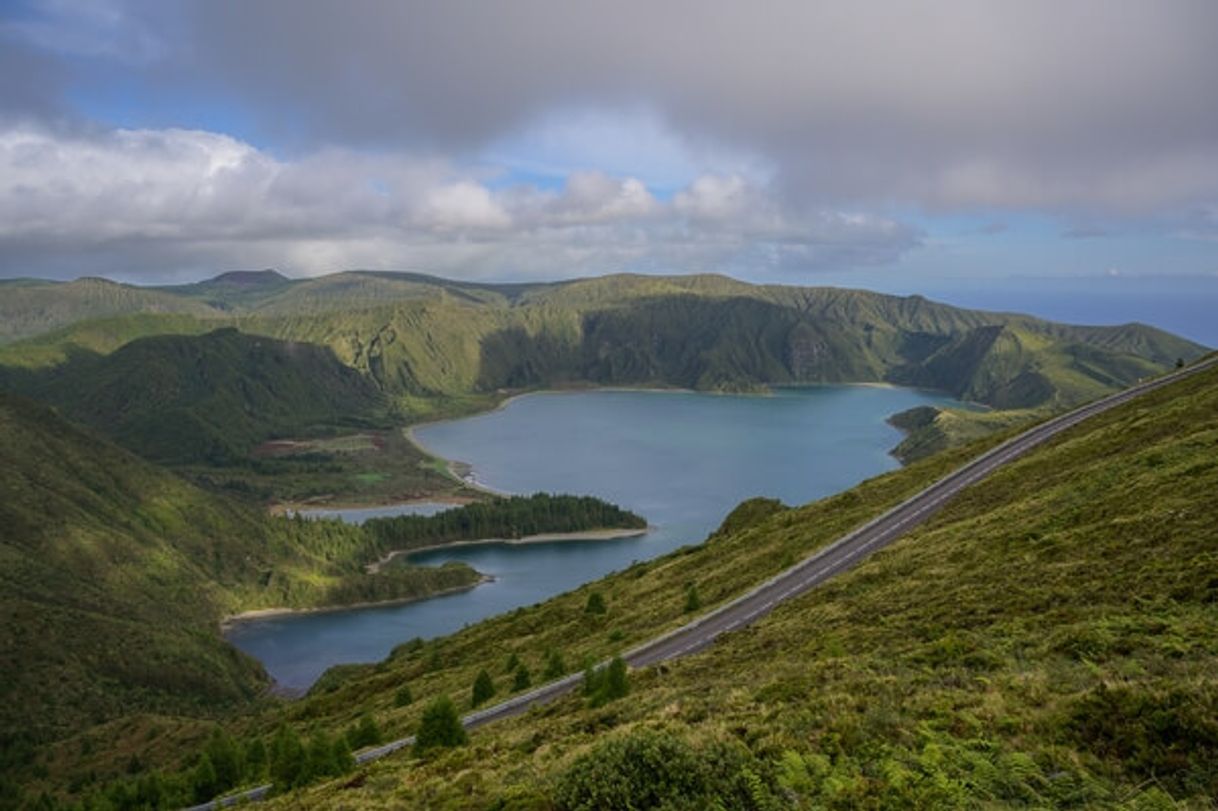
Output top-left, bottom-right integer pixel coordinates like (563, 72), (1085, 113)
(346, 712), (382, 749)
(583, 656), (629, 707)
(543, 649), (566, 680)
(513, 664), (532, 692)
(415, 696), (468, 754)
(585, 592), (607, 615)
(684, 583), (701, 613)
(472, 669), (496, 707)
(394, 684), (414, 707)
(269, 725), (305, 792)
(554, 727), (773, 810)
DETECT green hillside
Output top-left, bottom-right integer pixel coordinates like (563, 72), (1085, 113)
(3, 273), (1205, 420)
(10, 328), (386, 467)
(0, 393), (480, 747)
(0, 278), (222, 345)
(82, 358), (1211, 810)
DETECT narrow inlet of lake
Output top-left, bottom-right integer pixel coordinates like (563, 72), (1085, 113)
(226, 385), (966, 690)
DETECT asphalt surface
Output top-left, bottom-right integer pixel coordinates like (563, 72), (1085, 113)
(187, 356), (1215, 810)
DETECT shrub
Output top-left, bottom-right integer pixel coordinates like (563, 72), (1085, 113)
(585, 592), (607, 615)
(346, 712), (382, 749)
(394, 684), (414, 707)
(554, 727), (773, 810)
(472, 669), (496, 707)
(584, 656), (630, 707)
(415, 696), (468, 754)
(684, 583), (701, 613)
(543, 649), (566, 680)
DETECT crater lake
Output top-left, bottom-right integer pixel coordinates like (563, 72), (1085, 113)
(226, 384), (969, 690)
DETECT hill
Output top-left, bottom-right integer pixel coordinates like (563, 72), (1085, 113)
(2, 273), (1205, 419)
(9, 328), (386, 467)
(0, 393), (481, 748)
(0, 278), (221, 345)
(81, 358), (1214, 810)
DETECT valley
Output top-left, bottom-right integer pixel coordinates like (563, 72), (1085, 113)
(0, 270), (1212, 810)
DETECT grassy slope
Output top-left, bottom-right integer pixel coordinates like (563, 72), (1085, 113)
(268, 362), (1218, 809)
(1, 328), (467, 503)
(10, 328), (384, 465)
(0, 278), (221, 345)
(3, 273), (1205, 416)
(0, 393), (480, 744)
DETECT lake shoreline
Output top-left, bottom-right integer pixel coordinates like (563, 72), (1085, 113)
(405, 381), (971, 483)
(368, 526), (652, 572)
(220, 575), (494, 630)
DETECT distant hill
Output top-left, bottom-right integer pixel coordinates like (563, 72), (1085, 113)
(13, 328), (385, 465)
(156, 269), (294, 311)
(0, 277), (222, 344)
(2, 271), (1207, 416)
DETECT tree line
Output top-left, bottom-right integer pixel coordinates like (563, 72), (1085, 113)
(363, 493), (646, 553)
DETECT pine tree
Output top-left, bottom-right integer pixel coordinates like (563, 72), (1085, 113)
(244, 737), (267, 780)
(587, 656), (630, 707)
(471, 669), (496, 707)
(543, 648), (566, 680)
(414, 696), (468, 755)
(512, 663), (532, 692)
(504, 652), (521, 673)
(305, 732), (335, 781)
(346, 712), (382, 749)
(331, 735), (355, 775)
(204, 728), (242, 792)
(684, 582), (701, 613)
(269, 725), (305, 791)
(585, 591), (607, 615)
(192, 754), (218, 803)
(604, 655), (629, 701)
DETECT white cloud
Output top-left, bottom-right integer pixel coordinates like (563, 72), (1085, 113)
(0, 124), (920, 280)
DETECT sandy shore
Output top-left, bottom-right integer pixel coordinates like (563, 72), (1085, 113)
(220, 575), (493, 629)
(366, 526), (651, 572)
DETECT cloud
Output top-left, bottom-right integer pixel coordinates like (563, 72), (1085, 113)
(0, 124), (918, 280)
(111, 1), (1218, 214)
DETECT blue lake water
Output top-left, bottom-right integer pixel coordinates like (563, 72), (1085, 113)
(225, 385), (966, 690)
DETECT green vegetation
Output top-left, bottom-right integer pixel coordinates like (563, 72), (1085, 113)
(4, 272), (1204, 420)
(0, 392), (480, 751)
(471, 670), (496, 708)
(363, 493), (646, 555)
(345, 713), (382, 749)
(3, 271), (1214, 808)
(584, 655), (630, 708)
(0, 277), (220, 345)
(584, 591), (608, 615)
(165, 358), (1215, 810)
(543, 650), (567, 680)
(683, 582), (701, 612)
(888, 403), (1041, 462)
(413, 696), (467, 755)
(0, 327), (472, 504)
(554, 727), (771, 811)
(9, 328), (384, 466)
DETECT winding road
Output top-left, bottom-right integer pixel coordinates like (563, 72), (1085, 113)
(189, 356), (1216, 810)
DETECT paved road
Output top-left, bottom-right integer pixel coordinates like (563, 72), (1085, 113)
(188, 356), (1215, 809)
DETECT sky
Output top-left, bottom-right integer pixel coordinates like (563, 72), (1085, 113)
(2, 0), (1218, 326)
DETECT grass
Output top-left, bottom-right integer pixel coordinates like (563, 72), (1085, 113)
(215, 362), (1218, 809)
